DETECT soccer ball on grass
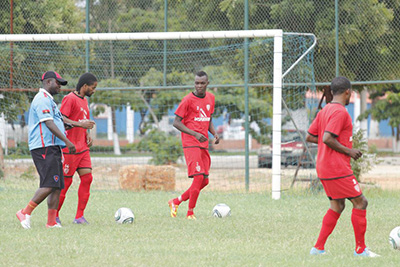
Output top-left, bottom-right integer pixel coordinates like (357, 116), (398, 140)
(389, 226), (400, 250)
(212, 203), (231, 218)
(115, 207), (135, 224)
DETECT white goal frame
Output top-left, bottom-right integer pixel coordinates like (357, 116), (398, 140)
(1, 30), (316, 199)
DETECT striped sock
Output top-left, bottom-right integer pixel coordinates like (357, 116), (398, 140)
(22, 200), (38, 215)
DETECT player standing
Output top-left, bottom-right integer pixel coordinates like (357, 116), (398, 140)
(56, 73), (97, 224)
(16, 71), (76, 229)
(306, 77), (379, 257)
(168, 71), (220, 219)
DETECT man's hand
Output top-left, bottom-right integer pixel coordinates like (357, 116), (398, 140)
(348, 148), (362, 160)
(194, 132), (208, 143)
(87, 135), (93, 148)
(214, 133), (220, 144)
(79, 119), (96, 129)
(66, 140), (76, 154)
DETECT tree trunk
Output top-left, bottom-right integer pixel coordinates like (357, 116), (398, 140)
(360, 87), (368, 140)
(112, 107), (121, 155)
(369, 97), (380, 138)
(0, 141), (4, 179)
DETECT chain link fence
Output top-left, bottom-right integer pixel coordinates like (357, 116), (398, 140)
(0, 0), (398, 193)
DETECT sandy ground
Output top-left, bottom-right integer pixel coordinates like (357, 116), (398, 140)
(2, 158), (399, 192)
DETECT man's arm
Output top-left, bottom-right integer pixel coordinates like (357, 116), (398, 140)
(44, 120), (76, 153)
(173, 116), (208, 143)
(306, 133), (318, 144)
(63, 116), (95, 129)
(208, 118), (220, 144)
(322, 132), (362, 160)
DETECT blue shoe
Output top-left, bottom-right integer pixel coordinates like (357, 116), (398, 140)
(56, 217), (62, 226)
(73, 216), (89, 224)
(310, 247), (326, 255)
(354, 248), (380, 257)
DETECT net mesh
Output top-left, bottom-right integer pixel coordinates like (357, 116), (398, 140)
(0, 33), (316, 194)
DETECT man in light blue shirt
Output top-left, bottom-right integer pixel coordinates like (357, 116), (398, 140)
(16, 71), (76, 229)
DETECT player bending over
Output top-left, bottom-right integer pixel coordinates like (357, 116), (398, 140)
(306, 76), (379, 257)
(16, 71), (76, 229)
(168, 71), (220, 220)
(57, 73), (97, 225)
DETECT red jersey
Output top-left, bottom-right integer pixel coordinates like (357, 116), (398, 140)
(60, 92), (90, 154)
(308, 103), (353, 179)
(175, 92), (215, 149)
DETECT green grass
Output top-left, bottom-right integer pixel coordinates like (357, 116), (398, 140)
(1, 187), (399, 266)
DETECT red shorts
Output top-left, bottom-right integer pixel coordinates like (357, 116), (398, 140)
(183, 147), (210, 178)
(63, 150), (92, 177)
(320, 175), (363, 200)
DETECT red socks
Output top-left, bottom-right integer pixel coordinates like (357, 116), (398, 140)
(76, 173), (93, 219)
(314, 209), (341, 250)
(57, 177), (73, 216)
(47, 209), (57, 226)
(22, 200), (38, 215)
(352, 208), (367, 253)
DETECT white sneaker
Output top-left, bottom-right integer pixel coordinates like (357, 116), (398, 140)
(46, 223), (62, 228)
(16, 209), (31, 229)
(354, 248), (380, 257)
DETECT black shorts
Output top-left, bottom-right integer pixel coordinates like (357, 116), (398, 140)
(31, 146), (64, 189)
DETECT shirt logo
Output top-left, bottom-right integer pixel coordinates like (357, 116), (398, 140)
(42, 109), (50, 114)
(206, 104), (210, 111)
(194, 108), (210, 122)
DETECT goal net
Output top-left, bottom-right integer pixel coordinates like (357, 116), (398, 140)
(0, 30), (317, 199)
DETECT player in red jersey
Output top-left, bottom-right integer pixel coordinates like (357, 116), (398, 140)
(57, 73), (97, 224)
(168, 71), (220, 219)
(306, 77), (379, 257)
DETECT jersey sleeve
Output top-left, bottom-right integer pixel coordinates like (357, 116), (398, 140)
(175, 98), (189, 119)
(325, 110), (347, 137)
(34, 98), (54, 122)
(307, 113), (319, 137)
(60, 95), (73, 118)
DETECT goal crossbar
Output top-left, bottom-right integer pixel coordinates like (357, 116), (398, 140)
(0, 30), (282, 42)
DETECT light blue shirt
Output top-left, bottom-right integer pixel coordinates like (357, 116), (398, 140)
(28, 88), (66, 150)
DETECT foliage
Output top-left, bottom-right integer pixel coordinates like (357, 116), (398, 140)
(351, 129), (380, 182)
(130, 129), (182, 165)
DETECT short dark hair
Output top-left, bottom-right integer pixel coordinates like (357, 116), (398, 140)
(195, 71), (208, 78)
(331, 76), (351, 95)
(76, 72), (97, 92)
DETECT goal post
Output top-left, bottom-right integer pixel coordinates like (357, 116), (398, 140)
(0, 30), (317, 198)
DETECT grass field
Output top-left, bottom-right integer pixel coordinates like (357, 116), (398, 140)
(1, 187), (399, 266)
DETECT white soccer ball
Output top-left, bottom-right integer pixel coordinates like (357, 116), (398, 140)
(115, 207), (135, 224)
(212, 203), (231, 218)
(389, 226), (400, 250)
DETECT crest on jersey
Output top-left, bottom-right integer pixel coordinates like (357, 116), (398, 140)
(206, 104), (210, 111)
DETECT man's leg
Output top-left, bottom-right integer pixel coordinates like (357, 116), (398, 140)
(47, 188), (61, 227)
(350, 195), (368, 254)
(57, 177), (73, 217)
(313, 199), (345, 251)
(75, 168), (93, 222)
(187, 175), (204, 217)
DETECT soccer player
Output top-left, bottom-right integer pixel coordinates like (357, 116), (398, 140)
(56, 73), (97, 224)
(16, 71), (76, 229)
(306, 77), (379, 257)
(168, 71), (220, 219)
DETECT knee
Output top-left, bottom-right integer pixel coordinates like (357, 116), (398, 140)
(354, 195), (368, 210)
(80, 173), (93, 185)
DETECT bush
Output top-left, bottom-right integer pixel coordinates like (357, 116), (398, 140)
(351, 129), (381, 182)
(131, 130), (182, 165)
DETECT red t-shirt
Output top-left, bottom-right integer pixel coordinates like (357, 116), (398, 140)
(308, 103), (353, 179)
(60, 92), (90, 154)
(175, 92), (215, 149)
